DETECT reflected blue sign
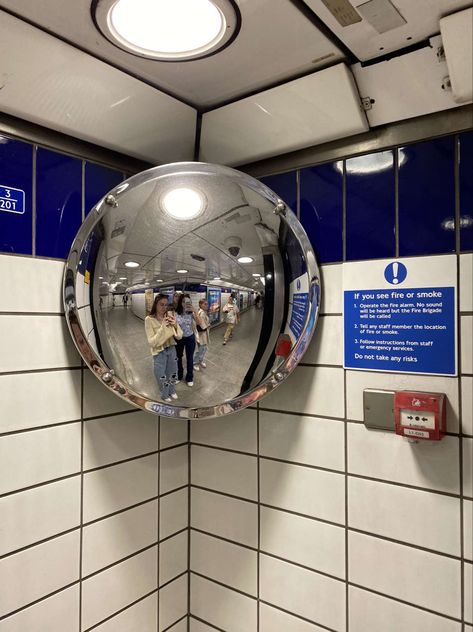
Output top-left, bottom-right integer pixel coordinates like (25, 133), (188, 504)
(0, 185), (25, 214)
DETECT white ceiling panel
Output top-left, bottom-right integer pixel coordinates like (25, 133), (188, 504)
(440, 7), (473, 104)
(0, 0), (345, 108)
(200, 63), (369, 165)
(305, 0), (473, 61)
(0, 10), (196, 163)
(351, 36), (470, 127)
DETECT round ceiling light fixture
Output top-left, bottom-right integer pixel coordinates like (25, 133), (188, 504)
(124, 261), (140, 268)
(237, 256), (253, 264)
(94, 0), (240, 61)
(162, 187), (205, 220)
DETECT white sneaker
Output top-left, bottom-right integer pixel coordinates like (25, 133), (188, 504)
(194, 365), (200, 371)
(170, 393), (178, 400)
(201, 362), (206, 368)
(175, 380), (181, 384)
(163, 397), (172, 402)
(187, 381), (194, 387)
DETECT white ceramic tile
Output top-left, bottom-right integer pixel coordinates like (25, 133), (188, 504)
(0, 255), (65, 313)
(84, 411), (159, 470)
(0, 530), (80, 618)
(262, 366), (345, 418)
(191, 445), (257, 500)
(346, 370), (460, 433)
(260, 411), (344, 471)
(347, 422), (460, 494)
(160, 418), (188, 449)
(303, 315), (343, 365)
(260, 459), (345, 524)
(159, 574), (188, 632)
(83, 369), (135, 418)
(260, 603), (327, 632)
(349, 531), (461, 618)
(460, 253), (473, 312)
(464, 438), (473, 497)
(462, 315), (473, 374)
(160, 445), (188, 495)
(260, 554), (346, 631)
(160, 488), (188, 540)
(191, 407), (257, 454)
(0, 315), (79, 372)
(348, 477), (461, 555)
(0, 585), (80, 632)
(82, 500), (158, 577)
(0, 369), (81, 433)
(462, 377), (473, 435)
(349, 585), (461, 632)
(159, 531), (188, 587)
(83, 455), (158, 523)
(81, 546), (158, 631)
(92, 594), (157, 632)
(0, 423), (81, 495)
(465, 561), (473, 624)
(320, 264), (342, 314)
(166, 619), (187, 632)
(190, 574), (257, 632)
(190, 619), (215, 631)
(465, 500), (473, 561)
(191, 531), (257, 595)
(191, 488), (257, 547)
(261, 506), (345, 578)
(0, 476), (81, 556)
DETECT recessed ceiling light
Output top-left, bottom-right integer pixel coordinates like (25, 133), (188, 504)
(119, 277), (127, 280)
(177, 269), (188, 274)
(162, 187), (205, 220)
(156, 279), (163, 282)
(95, 0), (239, 61)
(125, 261), (140, 268)
(213, 277), (221, 280)
(238, 256), (253, 264)
(252, 273), (261, 277)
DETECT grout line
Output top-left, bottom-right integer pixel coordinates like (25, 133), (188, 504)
(82, 496), (159, 528)
(394, 145), (400, 257)
(256, 401), (261, 632)
(83, 450), (160, 474)
(342, 158), (346, 263)
(0, 472), (81, 500)
(32, 144), (36, 256)
(162, 613), (188, 631)
(82, 542), (158, 582)
(187, 419), (191, 630)
(0, 526), (80, 561)
(0, 580), (80, 622)
(0, 418), (84, 438)
(0, 310), (64, 316)
(159, 569), (188, 591)
(190, 570), (257, 601)
(259, 599), (339, 632)
(82, 588), (158, 632)
(0, 365), (82, 377)
(344, 365), (349, 632)
(189, 614), (225, 631)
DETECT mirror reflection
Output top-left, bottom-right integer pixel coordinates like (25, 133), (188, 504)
(64, 163), (320, 418)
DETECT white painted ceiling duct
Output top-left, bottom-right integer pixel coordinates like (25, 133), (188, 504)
(199, 63), (369, 166)
(0, 10), (196, 163)
(440, 7), (473, 104)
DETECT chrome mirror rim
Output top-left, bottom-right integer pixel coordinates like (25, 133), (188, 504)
(63, 162), (321, 419)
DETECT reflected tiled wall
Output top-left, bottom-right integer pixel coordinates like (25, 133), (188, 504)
(0, 134), (188, 632)
(189, 132), (473, 631)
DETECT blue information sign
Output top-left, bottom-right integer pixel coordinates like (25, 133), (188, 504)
(344, 286), (456, 375)
(0, 185), (25, 214)
(289, 292), (309, 338)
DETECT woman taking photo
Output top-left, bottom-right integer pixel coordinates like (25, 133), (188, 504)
(145, 294), (183, 402)
(175, 293), (203, 387)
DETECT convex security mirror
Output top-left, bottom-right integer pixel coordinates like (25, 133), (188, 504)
(64, 162), (320, 418)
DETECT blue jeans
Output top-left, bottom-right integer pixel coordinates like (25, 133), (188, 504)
(194, 343), (208, 366)
(153, 346), (178, 399)
(175, 335), (196, 382)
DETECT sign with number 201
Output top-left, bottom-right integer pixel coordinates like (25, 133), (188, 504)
(0, 185), (26, 214)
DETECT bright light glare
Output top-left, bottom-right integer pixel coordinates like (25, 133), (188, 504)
(252, 273), (261, 277)
(335, 149), (407, 175)
(237, 256), (253, 263)
(156, 279), (163, 282)
(109, 0), (225, 58)
(176, 269), (188, 274)
(119, 277), (127, 280)
(162, 187), (204, 220)
(125, 261), (140, 268)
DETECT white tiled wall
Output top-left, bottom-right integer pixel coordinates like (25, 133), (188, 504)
(189, 255), (473, 631)
(0, 255), (189, 631)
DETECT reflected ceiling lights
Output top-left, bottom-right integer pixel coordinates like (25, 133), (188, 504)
(162, 187), (205, 220)
(95, 0), (239, 61)
(177, 269), (188, 274)
(125, 261), (140, 268)
(238, 256), (254, 263)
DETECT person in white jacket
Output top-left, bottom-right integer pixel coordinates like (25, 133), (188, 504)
(145, 294), (183, 402)
(222, 294), (239, 345)
(194, 298), (211, 370)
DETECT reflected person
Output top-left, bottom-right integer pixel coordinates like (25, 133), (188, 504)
(222, 294), (240, 345)
(175, 294), (203, 387)
(194, 298), (210, 371)
(145, 294), (183, 402)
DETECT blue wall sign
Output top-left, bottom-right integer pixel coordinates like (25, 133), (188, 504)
(0, 185), (25, 214)
(289, 292), (309, 339)
(384, 261), (407, 285)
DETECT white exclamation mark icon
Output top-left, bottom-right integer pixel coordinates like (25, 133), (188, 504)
(392, 262), (399, 284)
